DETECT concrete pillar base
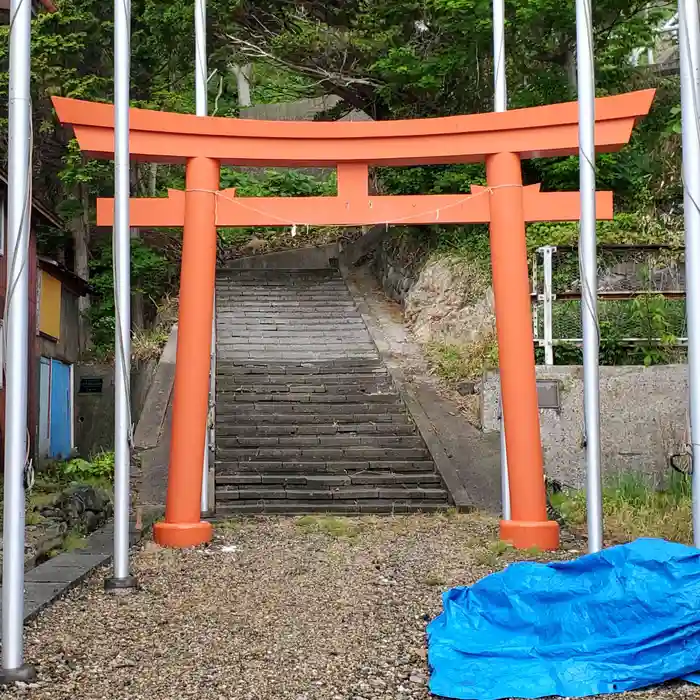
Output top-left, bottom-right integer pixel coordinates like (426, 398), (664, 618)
(500, 519), (560, 551)
(153, 520), (213, 548)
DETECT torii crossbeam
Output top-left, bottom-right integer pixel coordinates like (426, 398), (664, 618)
(54, 88), (654, 550)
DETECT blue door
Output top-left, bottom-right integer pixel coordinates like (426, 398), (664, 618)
(49, 359), (72, 459)
(38, 358), (51, 458)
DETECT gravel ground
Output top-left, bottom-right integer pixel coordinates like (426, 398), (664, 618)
(3, 513), (698, 700)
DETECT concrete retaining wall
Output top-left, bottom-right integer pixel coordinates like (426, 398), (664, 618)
(481, 365), (688, 489)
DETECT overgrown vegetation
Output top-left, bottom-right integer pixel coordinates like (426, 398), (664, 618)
(551, 472), (692, 545)
(427, 332), (498, 385)
(58, 451), (115, 486)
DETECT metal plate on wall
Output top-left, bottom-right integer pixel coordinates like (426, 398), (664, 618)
(498, 379), (560, 415)
(536, 380), (560, 410)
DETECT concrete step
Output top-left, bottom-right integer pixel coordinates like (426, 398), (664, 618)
(217, 435), (425, 449)
(216, 385), (395, 398)
(214, 500), (449, 515)
(216, 413), (412, 426)
(217, 392), (402, 405)
(216, 447), (432, 462)
(217, 485), (448, 501)
(217, 359), (385, 372)
(216, 471), (443, 487)
(215, 460), (437, 474)
(215, 403), (406, 417)
(216, 372), (389, 385)
(215, 423), (416, 437)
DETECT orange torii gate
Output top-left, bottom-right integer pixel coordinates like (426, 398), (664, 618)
(53, 89), (654, 550)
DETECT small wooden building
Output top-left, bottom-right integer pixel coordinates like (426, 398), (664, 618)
(0, 174), (88, 468)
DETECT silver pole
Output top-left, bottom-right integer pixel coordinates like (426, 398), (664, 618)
(576, 0), (603, 553)
(493, 0), (510, 520)
(499, 393), (510, 520)
(679, 0), (700, 546)
(493, 0), (507, 113)
(105, 0), (136, 592)
(1, 0), (35, 681)
(541, 245), (556, 366)
(195, 0), (213, 516)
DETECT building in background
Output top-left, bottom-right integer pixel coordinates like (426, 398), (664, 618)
(0, 172), (88, 469)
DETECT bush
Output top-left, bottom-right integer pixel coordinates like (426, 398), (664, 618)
(61, 451), (115, 484)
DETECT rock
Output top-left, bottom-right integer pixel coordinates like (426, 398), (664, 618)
(54, 485), (113, 534)
(409, 672), (427, 685)
(456, 380), (478, 396)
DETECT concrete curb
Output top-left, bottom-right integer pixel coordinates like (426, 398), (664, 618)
(341, 268), (473, 512)
(7, 508), (162, 625)
(133, 326), (177, 451)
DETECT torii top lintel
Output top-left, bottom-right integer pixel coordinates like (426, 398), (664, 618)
(52, 90), (654, 168)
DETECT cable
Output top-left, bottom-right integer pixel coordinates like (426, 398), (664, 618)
(187, 182), (522, 231)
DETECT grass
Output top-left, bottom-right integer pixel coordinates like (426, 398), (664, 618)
(295, 515), (366, 538)
(551, 472), (692, 544)
(132, 326), (171, 362)
(426, 330), (498, 385)
(63, 530), (87, 552)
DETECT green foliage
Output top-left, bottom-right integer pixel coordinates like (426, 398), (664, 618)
(88, 240), (176, 358)
(62, 451), (115, 484)
(217, 168), (337, 249)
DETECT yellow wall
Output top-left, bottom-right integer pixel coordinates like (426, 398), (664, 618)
(39, 271), (61, 339)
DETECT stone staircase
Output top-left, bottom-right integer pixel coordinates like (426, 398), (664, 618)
(214, 268), (451, 514)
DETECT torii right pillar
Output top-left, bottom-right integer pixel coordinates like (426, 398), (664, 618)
(487, 151), (559, 550)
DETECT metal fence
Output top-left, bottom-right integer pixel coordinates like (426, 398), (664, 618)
(532, 244), (687, 365)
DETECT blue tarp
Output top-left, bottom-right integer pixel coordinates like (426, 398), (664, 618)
(427, 538), (700, 699)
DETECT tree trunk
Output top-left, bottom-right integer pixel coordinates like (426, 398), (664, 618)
(131, 164), (145, 331)
(565, 48), (577, 98)
(231, 63), (253, 107)
(73, 182), (91, 354)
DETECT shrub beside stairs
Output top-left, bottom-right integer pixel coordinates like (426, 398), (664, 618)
(214, 268), (452, 514)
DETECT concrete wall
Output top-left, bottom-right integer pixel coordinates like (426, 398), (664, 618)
(226, 226), (389, 271)
(74, 357), (158, 458)
(481, 365), (688, 489)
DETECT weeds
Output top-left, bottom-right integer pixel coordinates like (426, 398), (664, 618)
(426, 331), (498, 385)
(132, 326), (171, 361)
(61, 451), (115, 484)
(551, 472), (692, 544)
(63, 530), (87, 552)
(295, 515), (365, 538)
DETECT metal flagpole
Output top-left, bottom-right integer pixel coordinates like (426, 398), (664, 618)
(1, 0), (36, 682)
(493, 0), (510, 520)
(576, 0), (603, 553)
(678, 0), (700, 546)
(105, 0), (137, 592)
(195, 0), (213, 517)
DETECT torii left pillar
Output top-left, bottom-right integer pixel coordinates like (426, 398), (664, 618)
(153, 157), (217, 547)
